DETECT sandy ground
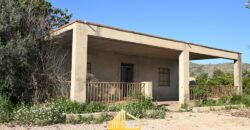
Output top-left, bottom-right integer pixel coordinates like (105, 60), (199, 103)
(1, 109), (250, 130)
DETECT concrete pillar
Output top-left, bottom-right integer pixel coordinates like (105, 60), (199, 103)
(141, 81), (153, 98)
(234, 54), (242, 95)
(70, 23), (88, 103)
(179, 44), (190, 105)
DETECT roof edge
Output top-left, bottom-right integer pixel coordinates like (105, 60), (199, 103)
(54, 19), (241, 54)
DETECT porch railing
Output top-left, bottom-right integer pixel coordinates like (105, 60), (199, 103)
(190, 85), (239, 100)
(86, 82), (145, 103)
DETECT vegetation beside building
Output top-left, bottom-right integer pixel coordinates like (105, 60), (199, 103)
(192, 69), (250, 107)
(0, 95), (166, 125)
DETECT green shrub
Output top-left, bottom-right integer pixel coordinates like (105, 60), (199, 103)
(52, 99), (107, 114)
(195, 99), (217, 107)
(92, 113), (112, 124)
(11, 96), (165, 125)
(120, 96), (163, 118)
(203, 99), (216, 106)
(144, 107), (166, 119)
(107, 104), (123, 112)
(0, 96), (13, 123)
(193, 86), (207, 100)
(85, 102), (107, 113)
(218, 96), (230, 105)
(230, 95), (242, 104)
(13, 103), (65, 125)
(243, 77), (250, 95)
(67, 115), (86, 124)
(136, 96), (155, 110)
(53, 98), (85, 114)
(122, 102), (143, 118)
(197, 94), (250, 107)
(66, 113), (112, 124)
(241, 95), (250, 107)
(103, 95), (164, 118)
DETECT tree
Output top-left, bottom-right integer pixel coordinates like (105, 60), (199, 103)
(207, 69), (233, 86)
(243, 70), (250, 94)
(247, 0), (250, 9)
(0, 0), (72, 103)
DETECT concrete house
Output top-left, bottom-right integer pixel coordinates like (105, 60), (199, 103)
(53, 20), (242, 105)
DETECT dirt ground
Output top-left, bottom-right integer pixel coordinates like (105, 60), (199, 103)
(1, 109), (250, 130)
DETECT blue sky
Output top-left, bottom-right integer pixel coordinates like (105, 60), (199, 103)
(49, 0), (250, 64)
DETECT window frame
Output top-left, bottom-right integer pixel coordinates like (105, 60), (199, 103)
(158, 67), (170, 87)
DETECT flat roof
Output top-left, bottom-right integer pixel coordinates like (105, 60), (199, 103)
(53, 20), (241, 54)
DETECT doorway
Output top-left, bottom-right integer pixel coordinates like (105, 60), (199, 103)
(120, 63), (134, 98)
(120, 63), (134, 82)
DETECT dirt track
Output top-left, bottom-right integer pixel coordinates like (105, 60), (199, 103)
(1, 109), (250, 130)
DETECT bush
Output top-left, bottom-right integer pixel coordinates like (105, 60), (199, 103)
(13, 103), (65, 125)
(53, 98), (85, 114)
(193, 86), (207, 100)
(218, 96), (231, 105)
(195, 99), (217, 107)
(66, 113), (112, 124)
(202, 99), (216, 106)
(0, 96), (13, 123)
(107, 104), (123, 112)
(93, 113), (112, 124)
(122, 102), (144, 118)
(10, 96), (165, 125)
(144, 108), (166, 119)
(124, 97), (151, 118)
(241, 95), (250, 107)
(85, 102), (107, 113)
(230, 95), (242, 105)
(243, 77), (250, 95)
(119, 96), (163, 118)
(52, 99), (107, 114)
(198, 95), (250, 107)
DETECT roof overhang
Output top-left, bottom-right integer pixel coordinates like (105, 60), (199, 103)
(52, 20), (241, 61)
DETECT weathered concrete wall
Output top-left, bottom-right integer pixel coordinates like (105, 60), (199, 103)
(87, 50), (179, 100)
(53, 21), (242, 104)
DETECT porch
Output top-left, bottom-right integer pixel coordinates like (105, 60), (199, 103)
(53, 20), (242, 105)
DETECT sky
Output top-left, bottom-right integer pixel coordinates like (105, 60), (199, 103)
(49, 0), (250, 64)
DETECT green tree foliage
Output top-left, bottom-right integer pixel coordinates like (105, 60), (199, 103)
(246, 0), (250, 9)
(196, 69), (234, 87)
(194, 70), (234, 100)
(194, 69), (250, 96)
(196, 73), (208, 86)
(206, 69), (234, 86)
(0, 0), (72, 103)
(243, 70), (250, 95)
(194, 73), (208, 100)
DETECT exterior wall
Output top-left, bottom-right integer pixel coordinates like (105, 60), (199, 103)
(88, 50), (179, 100)
(53, 21), (242, 104)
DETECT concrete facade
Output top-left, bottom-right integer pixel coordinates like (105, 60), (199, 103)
(179, 44), (190, 104)
(234, 57), (242, 95)
(88, 50), (179, 100)
(53, 20), (242, 105)
(70, 24), (88, 103)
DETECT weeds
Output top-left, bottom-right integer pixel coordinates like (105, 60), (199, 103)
(0, 96), (13, 123)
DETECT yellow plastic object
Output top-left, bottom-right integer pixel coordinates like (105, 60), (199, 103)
(108, 110), (141, 130)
